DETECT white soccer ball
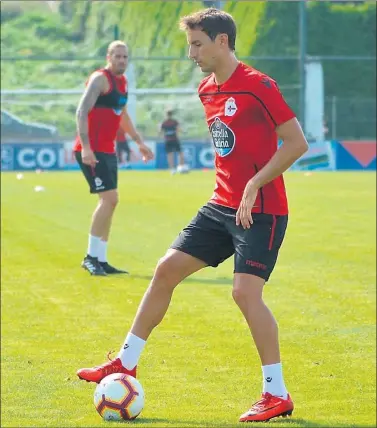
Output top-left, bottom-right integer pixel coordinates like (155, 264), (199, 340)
(93, 373), (144, 421)
(177, 164), (190, 174)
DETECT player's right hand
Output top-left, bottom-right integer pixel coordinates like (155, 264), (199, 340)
(82, 148), (98, 167)
(138, 143), (154, 162)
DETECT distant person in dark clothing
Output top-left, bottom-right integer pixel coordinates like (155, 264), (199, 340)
(159, 109), (185, 173)
(116, 126), (131, 166)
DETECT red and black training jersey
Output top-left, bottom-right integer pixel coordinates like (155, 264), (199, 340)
(198, 62), (296, 215)
(161, 119), (179, 142)
(74, 68), (128, 153)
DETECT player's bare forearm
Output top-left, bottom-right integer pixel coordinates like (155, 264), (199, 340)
(120, 110), (154, 161)
(121, 110), (142, 145)
(248, 118), (308, 189)
(76, 73), (104, 149)
(76, 121), (90, 149)
(249, 145), (305, 189)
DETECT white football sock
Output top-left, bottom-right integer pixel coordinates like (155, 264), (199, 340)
(118, 333), (146, 370)
(87, 235), (101, 258)
(262, 363), (288, 399)
(97, 240), (108, 263)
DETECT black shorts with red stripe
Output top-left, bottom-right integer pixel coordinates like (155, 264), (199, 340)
(75, 151), (117, 194)
(170, 202), (288, 281)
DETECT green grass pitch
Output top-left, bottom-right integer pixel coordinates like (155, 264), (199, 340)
(1, 170), (375, 427)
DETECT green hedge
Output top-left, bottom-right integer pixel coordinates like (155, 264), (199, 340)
(251, 1), (376, 98)
(249, 1), (376, 138)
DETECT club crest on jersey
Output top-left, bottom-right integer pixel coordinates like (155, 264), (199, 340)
(225, 97), (237, 116)
(209, 117), (235, 157)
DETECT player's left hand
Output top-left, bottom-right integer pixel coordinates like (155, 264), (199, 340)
(236, 182), (258, 229)
(138, 143), (154, 162)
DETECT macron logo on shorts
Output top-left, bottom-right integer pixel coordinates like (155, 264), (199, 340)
(245, 260), (267, 270)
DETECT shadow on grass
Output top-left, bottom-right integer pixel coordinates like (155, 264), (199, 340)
(78, 417), (377, 427)
(132, 419), (376, 428)
(267, 418), (376, 428)
(117, 418), (377, 428)
(129, 274), (232, 286)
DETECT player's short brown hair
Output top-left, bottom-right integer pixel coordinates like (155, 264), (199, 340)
(107, 40), (127, 56)
(179, 8), (236, 51)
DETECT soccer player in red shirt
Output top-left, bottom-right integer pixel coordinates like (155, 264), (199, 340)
(73, 41), (153, 276)
(77, 10), (308, 422)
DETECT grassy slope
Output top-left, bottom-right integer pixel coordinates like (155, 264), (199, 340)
(0, 1), (266, 137)
(1, 1), (375, 139)
(1, 170), (376, 427)
(0, 1), (265, 88)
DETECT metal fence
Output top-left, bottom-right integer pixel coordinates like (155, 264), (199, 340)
(1, 56), (376, 141)
(325, 96), (376, 141)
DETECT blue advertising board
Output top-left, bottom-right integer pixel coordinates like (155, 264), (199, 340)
(1, 143), (64, 171)
(331, 140), (376, 170)
(1, 141), (213, 171)
(2, 140), (375, 172)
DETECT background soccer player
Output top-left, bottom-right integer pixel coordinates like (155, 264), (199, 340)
(73, 40), (154, 276)
(77, 9), (308, 422)
(159, 109), (185, 173)
(115, 125), (132, 167)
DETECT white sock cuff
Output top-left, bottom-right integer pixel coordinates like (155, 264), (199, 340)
(97, 240), (108, 263)
(262, 362), (282, 370)
(87, 234), (102, 258)
(262, 362), (287, 399)
(126, 333), (146, 347)
(118, 333), (146, 370)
